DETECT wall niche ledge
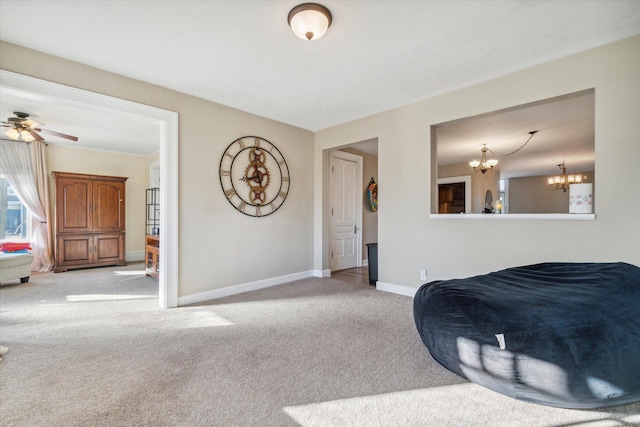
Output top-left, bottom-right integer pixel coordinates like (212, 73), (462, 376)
(430, 213), (595, 220)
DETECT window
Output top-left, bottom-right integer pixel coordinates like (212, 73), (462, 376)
(499, 179), (507, 213)
(0, 177), (29, 239)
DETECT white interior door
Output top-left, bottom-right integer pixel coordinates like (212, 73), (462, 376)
(330, 151), (362, 272)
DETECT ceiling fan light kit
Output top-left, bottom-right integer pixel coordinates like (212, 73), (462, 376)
(1, 111), (78, 143)
(288, 3), (332, 41)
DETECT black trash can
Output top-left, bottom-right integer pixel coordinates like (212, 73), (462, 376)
(366, 243), (378, 285)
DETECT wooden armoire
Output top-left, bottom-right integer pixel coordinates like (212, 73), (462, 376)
(52, 172), (128, 273)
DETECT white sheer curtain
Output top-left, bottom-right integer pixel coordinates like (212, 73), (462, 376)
(0, 139), (53, 271)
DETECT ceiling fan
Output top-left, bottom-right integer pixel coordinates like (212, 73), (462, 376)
(1, 111), (78, 142)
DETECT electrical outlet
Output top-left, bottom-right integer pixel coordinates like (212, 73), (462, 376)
(420, 269), (427, 281)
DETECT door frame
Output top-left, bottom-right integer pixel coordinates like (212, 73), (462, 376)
(1, 70), (179, 308)
(329, 150), (363, 272)
(436, 175), (472, 214)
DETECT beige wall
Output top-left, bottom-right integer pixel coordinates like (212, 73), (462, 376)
(508, 171), (595, 214)
(46, 145), (149, 257)
(1, 41), (315, 298)
(315, 35), (640, 289)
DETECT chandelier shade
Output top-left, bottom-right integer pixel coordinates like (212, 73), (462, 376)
(288, 3), (332, 41)
(4, 127), (35, 142)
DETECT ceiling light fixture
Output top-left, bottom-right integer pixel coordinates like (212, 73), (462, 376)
(288, 3), (332, 41)
(469, 131), (538, 174)
(3, 127), (35, 142)
(469, 145), (498, 174)
(4, 127), (20, 140)
(548, 161), (582, 192)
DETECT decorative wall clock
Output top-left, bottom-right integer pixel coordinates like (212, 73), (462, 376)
(219, 136), (290, 217)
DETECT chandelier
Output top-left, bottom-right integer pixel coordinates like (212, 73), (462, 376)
(469, 145), (498, 174)
(548, 161), (582, 192)
(469, 131), (538, 174)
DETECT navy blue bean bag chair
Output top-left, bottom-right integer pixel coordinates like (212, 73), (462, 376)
(413, 262), (640, 408)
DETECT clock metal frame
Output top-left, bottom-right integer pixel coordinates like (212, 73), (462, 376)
(219, 136), (290, 217)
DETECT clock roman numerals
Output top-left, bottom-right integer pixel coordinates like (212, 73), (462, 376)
(220, 136), (289, 217)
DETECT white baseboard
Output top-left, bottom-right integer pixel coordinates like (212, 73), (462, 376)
(178, 270), (316, 306)
(361, 259), (369, 267)
(376, 281), (417, 298)
(126, 250), (145, 262)
(313, 269), (332, 278)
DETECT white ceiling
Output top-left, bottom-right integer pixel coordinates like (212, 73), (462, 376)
(1, 1), (639, 160)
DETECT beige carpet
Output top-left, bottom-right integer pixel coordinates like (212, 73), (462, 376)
(1, 263), (638, 426)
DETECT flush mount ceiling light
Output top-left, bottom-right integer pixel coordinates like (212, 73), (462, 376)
(288, 3), (332, 41)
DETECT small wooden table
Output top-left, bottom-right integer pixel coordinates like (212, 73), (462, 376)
(145, 235), (159, 278)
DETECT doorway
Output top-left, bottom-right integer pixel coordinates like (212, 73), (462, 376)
(437, 176), (471, 214)
(0, 70), (179, 308)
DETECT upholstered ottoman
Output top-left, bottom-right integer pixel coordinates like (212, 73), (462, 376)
(0, 252), (34, 284)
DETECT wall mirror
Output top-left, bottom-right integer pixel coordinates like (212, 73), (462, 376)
(484, 190), (493, 213)
(431, 89), (595, 216)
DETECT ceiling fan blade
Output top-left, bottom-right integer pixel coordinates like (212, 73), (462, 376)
(38, 128), (79, 142)
(28, 130), (45, 141)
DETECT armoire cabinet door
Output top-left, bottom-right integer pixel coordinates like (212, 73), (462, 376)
(57, 234), (124, 268)
(57, 177), (93, 233)
(57, 234), (93, 267)
(93, 181), (126, 233)
(94, 234), (124, 264)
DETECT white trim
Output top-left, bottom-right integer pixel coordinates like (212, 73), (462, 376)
(0, 70), (179, 309)
(314, 269), (332, 278)
(376, 281), (417, 298)
(178, 270), (315, 306)
(430, 213), (595, 220)
(362, 259), (369, 267)
(437, 175), (472, 213)
(160, 110), (179, 308)
(126, 250), (145, 262)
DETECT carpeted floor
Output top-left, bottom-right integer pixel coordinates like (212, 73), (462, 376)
(1, 263), (638, 426)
